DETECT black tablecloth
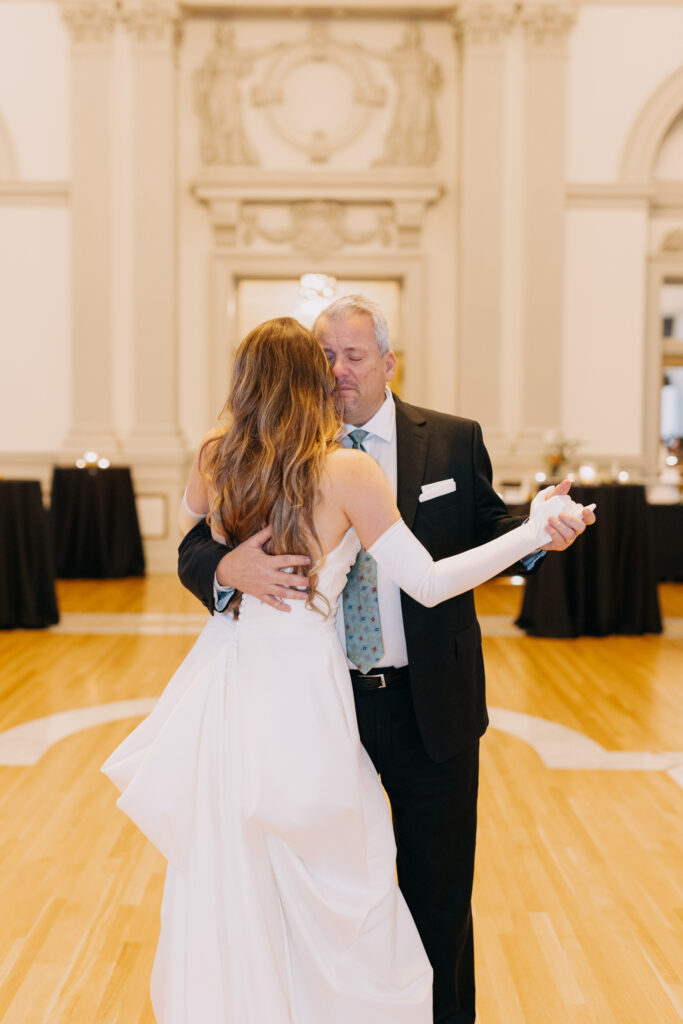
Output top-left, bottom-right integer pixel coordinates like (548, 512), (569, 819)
(648, 503), (683, 582)
(0, 480), (59, 628)
(515, 484), (662, 637)
(50, 467), (145, 578)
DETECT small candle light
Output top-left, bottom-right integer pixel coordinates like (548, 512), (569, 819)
(97, 458), (110, 469)
(617, 470), (630, 483)
(509, 575), (525, 587)
(534, 471), (547, 483)
(578, 464), (598, 484)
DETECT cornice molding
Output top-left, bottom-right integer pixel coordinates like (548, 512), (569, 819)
(566, 183), (654, 208)
(567, 181), (683, 212)
(0, 181), (70, 206)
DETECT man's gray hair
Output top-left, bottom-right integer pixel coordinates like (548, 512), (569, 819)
(313, 294), (392, 355)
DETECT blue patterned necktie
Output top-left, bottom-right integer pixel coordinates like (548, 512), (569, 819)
(343, 429), (384, 673)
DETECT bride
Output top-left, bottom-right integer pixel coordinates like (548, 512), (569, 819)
(102, 317), (579, 1024)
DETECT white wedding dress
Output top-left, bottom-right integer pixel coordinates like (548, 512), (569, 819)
(103, 527), (433, 1023)
(102, 497), (571, 1023)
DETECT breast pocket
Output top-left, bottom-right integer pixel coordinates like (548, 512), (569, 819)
(415, 492), (460, 558)
(418, 491), (459, 518)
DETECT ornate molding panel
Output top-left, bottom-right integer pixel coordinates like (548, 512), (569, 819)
(192, 170), (442, 252)
(363, 25), (442, 167)
(61, 0), (117, 43)
(520, 4), (577, 47)
(121, 0), (180, 43)
(251, 22), (386, 163)
(453, 3), (516, 47)
(241, 202), (392, 257)
(194, 24), (260, 166)
(193, 19), (443, 168)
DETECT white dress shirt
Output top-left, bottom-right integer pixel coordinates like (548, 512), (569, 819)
(340, 389), (409, 669)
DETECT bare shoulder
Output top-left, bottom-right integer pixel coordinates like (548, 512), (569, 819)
(197, 424), (226, 469)
(326, 447), (381, 489)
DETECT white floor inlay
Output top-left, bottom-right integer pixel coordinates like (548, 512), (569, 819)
(1, 700), (682, 790)
(0, 699), (157, 765)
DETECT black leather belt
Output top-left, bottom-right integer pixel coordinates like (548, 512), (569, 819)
(349, 666), (410, 693)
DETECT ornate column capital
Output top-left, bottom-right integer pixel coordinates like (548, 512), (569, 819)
(61, 0), (117, 44)
(121, 0), (180, 44)
(453, 3), (516, 48)
(520, 4), (578, 48)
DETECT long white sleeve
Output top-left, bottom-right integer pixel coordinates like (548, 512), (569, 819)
(178, 489), (209, 535)
(368, 494), (572, 608)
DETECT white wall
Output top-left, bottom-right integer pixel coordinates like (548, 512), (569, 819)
(567, 5), (683, 182)
(0, 3), (69, 180)
(0, 1), (70, 454)
(563, 207), (648, 457)
(0, 207), (71, 450)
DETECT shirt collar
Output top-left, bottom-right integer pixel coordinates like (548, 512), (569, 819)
(343, 387), (396, 444)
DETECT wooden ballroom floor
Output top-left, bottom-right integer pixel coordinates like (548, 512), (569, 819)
(0, 575), (681, 1024)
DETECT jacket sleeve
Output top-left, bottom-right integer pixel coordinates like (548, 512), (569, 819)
(470, 421), (545, 576)
(177, 519), (232, 613)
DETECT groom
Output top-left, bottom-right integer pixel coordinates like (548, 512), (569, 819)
(178, 295), (593, 1023)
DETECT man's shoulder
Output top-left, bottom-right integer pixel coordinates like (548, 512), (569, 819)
(394, 395), (480, 437)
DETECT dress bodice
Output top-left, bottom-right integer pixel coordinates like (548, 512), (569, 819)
(237, 528), (360, 633)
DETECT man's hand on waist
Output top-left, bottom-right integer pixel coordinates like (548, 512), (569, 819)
(216, 525), (311, 613)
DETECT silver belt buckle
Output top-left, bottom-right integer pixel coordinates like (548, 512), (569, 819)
(374, 673), (387, 689)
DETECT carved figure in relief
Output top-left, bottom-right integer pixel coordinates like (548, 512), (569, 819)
(194, 23), (259, 166)
(374, 25), (442, 166)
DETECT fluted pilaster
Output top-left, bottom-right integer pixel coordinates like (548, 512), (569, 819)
(519, 3), (577, 436)
(453, 4), (515, 429)
(61, 0), (118, 453)
(122, 0), (184, 454)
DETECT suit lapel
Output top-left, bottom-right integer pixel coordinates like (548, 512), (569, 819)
(394, 397), (429, 529)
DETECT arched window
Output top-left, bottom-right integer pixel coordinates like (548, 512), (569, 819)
(622, 69), (683, 478)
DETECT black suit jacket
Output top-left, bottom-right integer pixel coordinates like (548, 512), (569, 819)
(178, 396), (536, 762)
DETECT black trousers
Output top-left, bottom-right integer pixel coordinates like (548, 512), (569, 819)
(354, 680), (479, 1024)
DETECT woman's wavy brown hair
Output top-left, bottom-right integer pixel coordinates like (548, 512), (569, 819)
(201, 316), (340, 615)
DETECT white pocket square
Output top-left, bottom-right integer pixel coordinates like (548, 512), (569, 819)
(419, 478), (456, 502)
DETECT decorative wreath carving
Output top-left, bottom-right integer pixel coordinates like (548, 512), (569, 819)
(251, 22), (386, 163)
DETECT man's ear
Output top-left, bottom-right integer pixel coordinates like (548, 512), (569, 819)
(384, 350), (397, 382)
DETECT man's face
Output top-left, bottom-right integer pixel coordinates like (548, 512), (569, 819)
(314, 313), (396, 426)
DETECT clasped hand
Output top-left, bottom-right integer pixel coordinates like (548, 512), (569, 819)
(531, 479), (596, 551)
